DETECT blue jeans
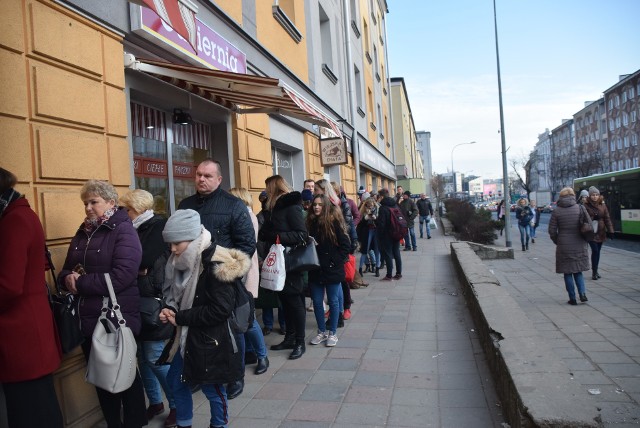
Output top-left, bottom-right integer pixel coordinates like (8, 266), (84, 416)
(404, 226), (417, 250)
(518, 224), (530, 245)
(588, 241), (603, 273)
(563, 273), (586, 301)
(138, 340), (175, 409)
(310, 282), (341, 334)
(244, 317), (267, 359)
(419, 215), (431, 238)
(262, 306), (285, 330)
(167, 349), (228, 428)
(529, 224), (537, 238)
(359, 229), (380, 269)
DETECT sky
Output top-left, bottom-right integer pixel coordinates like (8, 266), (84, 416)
(386, 0), (640, 179)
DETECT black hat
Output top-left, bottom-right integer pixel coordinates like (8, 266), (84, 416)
(403, 190), (412, 196)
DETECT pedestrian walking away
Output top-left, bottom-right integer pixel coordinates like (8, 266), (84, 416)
(399, 190), (418, 251)
(548, 187), (590, 305)
(376, 188), (403, 281)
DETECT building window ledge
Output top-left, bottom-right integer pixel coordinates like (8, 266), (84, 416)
(383, 87), (387, 96)
(379, 35), (384, 45)
(375, 72), (381, 82)
(272, 5), (303, 43)
(322, 64), (338, 85)
(365, 51), (372, 64)
(370, 122), (376, 131)
(357, 107), (366, 118)
(379, 133), (384, 140)
(371, 12), (377, 25)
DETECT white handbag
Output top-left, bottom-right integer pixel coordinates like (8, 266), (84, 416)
(260, 236), (286, 292)
(85, 273), (138, 393)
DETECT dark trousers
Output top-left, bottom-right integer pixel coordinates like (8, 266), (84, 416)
(279, 292), (307, 342)
(588, 241), (603, 273)
(379, 238), (402, 277)
(341, 281), (352, 309)
(81, 341), (148, 428)
(3, 374), (63, 428)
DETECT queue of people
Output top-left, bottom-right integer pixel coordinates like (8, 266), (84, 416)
(1, 161), (429, 428)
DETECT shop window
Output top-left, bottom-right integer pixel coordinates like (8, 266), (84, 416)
(272, 148), (294, 187)
(131, 103), (211, 214)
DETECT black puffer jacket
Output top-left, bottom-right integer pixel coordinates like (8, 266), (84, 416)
(308, 220), (350, 285)
(258, 192), (308, 294)
(135, 215), (173, 341)
(176, 244), (250, 384)
(375, 196), (398, 242)
(179, 188), (256, 258)
(339, 194), (358, 253)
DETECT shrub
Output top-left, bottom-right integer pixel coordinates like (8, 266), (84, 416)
(444, 199), (500, 244)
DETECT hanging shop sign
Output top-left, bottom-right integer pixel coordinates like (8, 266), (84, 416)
(133, 6), (247, 73)
(319, 137), (348, 166)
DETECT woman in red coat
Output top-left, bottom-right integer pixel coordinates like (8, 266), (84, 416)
(0, 168), (63, 428)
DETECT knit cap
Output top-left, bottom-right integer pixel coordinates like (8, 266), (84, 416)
(588, 186), (600, 196)
(579, 190), (589, 198)
(163, 209), (201, 243)
(301, 189), (314, 202)
(362, 192), (371, 200)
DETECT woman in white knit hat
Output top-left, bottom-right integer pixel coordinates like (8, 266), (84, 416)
(160, 209), (251, 428)
(583, 186), (614, 280)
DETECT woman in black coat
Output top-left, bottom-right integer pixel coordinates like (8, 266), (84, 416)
(306, 194), (350, 347)
(259, 175), (309, 359)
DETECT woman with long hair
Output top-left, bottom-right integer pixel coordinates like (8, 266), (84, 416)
(306, 194), (351, 347)
(259, 175), (309, 359)
(583, 186), (614, 280)
(515, 198), (534, 251)
(357, 197), (380, 277)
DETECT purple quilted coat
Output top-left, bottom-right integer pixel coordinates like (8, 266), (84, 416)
(58, 207), (142, 337)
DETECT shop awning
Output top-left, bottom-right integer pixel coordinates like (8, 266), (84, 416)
(128, 0), (198, 52)
(124, 55), (343, 138)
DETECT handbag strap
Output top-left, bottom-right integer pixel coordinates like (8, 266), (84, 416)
(102, 273), (127, 327)
(45, 245), (61, 294)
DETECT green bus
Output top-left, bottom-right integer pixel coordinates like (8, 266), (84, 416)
(574, 167), (640, 236)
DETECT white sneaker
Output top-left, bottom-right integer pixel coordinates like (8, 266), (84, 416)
(326, 333), (338, 347)
(310, 332), (328, 345)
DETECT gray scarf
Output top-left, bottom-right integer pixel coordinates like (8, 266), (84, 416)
(164, 226), (211, 360)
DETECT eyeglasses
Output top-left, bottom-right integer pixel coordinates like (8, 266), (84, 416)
(312, 203), (323, 207)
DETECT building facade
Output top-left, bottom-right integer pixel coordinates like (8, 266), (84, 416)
(416, 130), (433, 196)
(604, 70), (640, 172)
(549, 119), (575, 197)
(0, 0), (396, 425)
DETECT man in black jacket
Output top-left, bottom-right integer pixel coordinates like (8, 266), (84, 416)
(178, 158), (256, 399)
(376, 188), (403, 281)
(416, 194), (434, 239)
(399, 191), (418, 251)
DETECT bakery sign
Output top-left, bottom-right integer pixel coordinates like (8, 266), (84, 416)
(319, 137), (348, 166)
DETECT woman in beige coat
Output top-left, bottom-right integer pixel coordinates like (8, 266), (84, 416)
(548, 187), (590, 305)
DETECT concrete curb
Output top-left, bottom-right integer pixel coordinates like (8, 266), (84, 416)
(450, 241), (602, 428)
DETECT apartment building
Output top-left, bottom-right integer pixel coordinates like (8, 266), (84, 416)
(550, 119), (575, 195)
(416, 131), (434, 196)
(573, 99), (607, 177)
(0, 0), (394, 425)
(605, 70), (640, 171)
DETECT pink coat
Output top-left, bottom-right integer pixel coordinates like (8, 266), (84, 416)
(245, 208), (260, 298)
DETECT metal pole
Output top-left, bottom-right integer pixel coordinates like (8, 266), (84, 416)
(493, 0), (512, 248)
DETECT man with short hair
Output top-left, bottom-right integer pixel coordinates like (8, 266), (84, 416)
(178, 159), (256, 399)
(395, 185), (404, 204)
(303, 179), (315, 192)
(399, 191), (418, 251)
(416, 193), (434, 239)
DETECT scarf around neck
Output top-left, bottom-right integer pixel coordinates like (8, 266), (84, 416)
(132, 209), (154, 229)
(0, 189), (22, 220)
(83, 207), (116, 235)
(164, 226), (212, 360)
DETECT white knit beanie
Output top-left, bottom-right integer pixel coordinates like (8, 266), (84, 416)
(163, 209), (201, 243)
(579, 190), (589, 198)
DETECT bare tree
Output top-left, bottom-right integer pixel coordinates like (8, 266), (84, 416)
(431, 173), (445, 200)
(509, 154), (534, 200)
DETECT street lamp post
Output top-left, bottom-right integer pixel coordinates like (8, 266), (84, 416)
(451, 141), (476, 193)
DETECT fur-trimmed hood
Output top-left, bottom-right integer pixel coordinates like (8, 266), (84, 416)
(274, 191), (302, 210)
(210, 245), (251, 282)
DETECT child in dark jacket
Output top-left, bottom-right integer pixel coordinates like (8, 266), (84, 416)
(159, 209), (251, 428)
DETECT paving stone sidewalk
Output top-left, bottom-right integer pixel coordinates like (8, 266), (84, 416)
(145, 230), (506, 428)
(487, 227), (640, 427)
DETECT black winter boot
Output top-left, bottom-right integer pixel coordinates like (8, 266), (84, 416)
(271, 334), (295, 350)
(289, 341), (306, 359)
(375, 267), (380, 277)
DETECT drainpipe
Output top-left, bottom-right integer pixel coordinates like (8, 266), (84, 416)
(342, 0), (360, 190)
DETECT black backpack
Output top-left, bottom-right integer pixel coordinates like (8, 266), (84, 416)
(229, 280), (255, 334)
(388, 207), (409, 241)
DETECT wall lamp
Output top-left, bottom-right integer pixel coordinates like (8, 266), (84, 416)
(173, 109), (192, 125)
